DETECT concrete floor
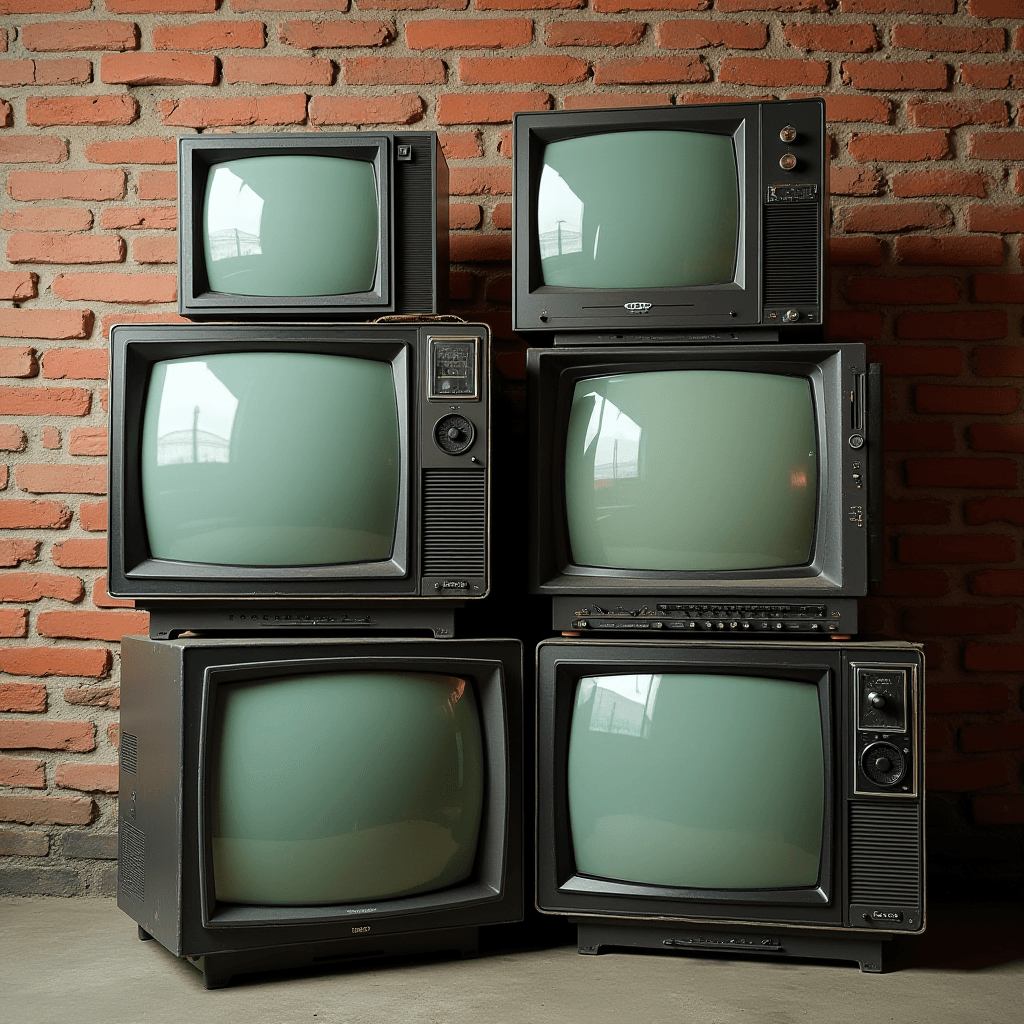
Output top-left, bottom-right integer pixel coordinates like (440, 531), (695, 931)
(2, 899), (1021, 1024)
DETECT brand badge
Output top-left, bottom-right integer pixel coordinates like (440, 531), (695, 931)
(624, 302), (652, 314)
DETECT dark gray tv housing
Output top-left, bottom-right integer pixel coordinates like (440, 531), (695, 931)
(178, 132), (448, 321)
(512, 98), (827, 339)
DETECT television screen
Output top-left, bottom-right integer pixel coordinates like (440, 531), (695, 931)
(567, 672), (823, 890)
(141, 351), (400, 568)
(211, 670), (483, 905)
(537, 131), (739, 290)
(203, 156), (379, 298)
(564, 370), (817, 572)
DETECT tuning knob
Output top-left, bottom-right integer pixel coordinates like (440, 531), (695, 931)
(861, 741), (906, 787)
(433, 414), (475, 455)
(780, 125), (797, 143)
(779, 153), (797, 171)
(868, 691), (886, 709)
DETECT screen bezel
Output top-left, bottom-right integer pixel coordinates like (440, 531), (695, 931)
(179, 134), (392, 318)
(536, 641), (843, 927)
(513, 104), (760, 333)
(529, 343), (866, 598)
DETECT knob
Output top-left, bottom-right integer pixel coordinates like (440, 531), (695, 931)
(875, 757), (892, 773)
(868, 691), (886, 709)
(780, 125), (797, 143)
(447, 426), (461, 441)
(783, 309), (800, 323)
(849, 434), (865, 449)
(779, 153), (797, 171)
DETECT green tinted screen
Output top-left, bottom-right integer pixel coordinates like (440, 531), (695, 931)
(564, 370), (818, 571)
(141, 352), (400, 567)
(211, 671), (484, 905)
(567, 673), (824, 890)
(203, 155), (379, 297)
(537, 131), (739, 289)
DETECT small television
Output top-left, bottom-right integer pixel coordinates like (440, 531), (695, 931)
(118, 635), (523, 988)
(178, 132), (448, 321)
(512, 99), (827, 338)
(528, 342), (881, 637)
(108, 322), (489, 638)
(536, 638), (924, 972)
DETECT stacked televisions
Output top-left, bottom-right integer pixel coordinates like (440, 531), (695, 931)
(113, 132), (524, 988)
(514, 99), (924, 972)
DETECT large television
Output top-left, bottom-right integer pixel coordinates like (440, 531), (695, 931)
(513, 99), (827, 338)
(108, 322), (489, 638)
(528, 342), (881, 637)
(536, 638), (924, 972)
(118, 635), (523, 988)
(178, 132), (448, 321)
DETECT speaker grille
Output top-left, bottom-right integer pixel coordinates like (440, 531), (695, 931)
(849, 802), (922, 906)
(120, 732), (138, 775)
(119, 819), (145, 902)
(763, 203), (820, 306)
(422, 469), (486, 577)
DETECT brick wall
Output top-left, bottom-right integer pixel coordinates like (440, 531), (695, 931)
(0, 0), (1021, 898)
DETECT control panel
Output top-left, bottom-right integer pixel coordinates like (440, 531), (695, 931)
(851, 663), (917, 797)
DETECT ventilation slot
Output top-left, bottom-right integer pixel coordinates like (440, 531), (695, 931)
(849, 802), (922, 906)
(763, 203), (820, 306)
(120, 732), (138, 775)
(422, 469), (486, 577)
(119, 820), (145, 902)
(395, 136), (435, 314)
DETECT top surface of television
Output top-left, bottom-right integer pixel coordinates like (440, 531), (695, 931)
(179, 132), (449, 321)
(512, 99), (827, 336)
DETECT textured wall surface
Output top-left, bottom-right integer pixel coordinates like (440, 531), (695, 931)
(0, 0), (1022, 898)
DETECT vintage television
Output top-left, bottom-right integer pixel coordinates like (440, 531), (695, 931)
(108, 322), (489, 638)
(178, 132), (448, 321)
(536, 638), (924, 972)
(512, 98), (827, 338)
(528, 342), (882, 636)
(118, 635), (523, 988)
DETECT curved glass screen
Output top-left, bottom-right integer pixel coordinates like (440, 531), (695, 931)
(564, 370), (818, 571)
(203, 155), (379, 297)
(141, 351), (400, 567)
(537, 130), (738, 290)
(567, 672), (824, 890)
(211, 671), (484, 905)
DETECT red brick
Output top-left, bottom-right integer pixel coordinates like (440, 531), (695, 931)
(92, 576), (133, 609)
(15, 465), (106, 495)
(40, 349), (108, 381)
(51, 273), (176, 304)
(26, 95), (138, 127)
(719, 56), (826, 86)
(407, 17), (530, 49)
(972, 795), (1024, 826)
(965, 497), (1024, 525)
(0, 573), (83, 603)
(131, 237), (177, 265)
(36, 609), (150, 642)
(0, 426), (27, 452)
(21, 21), (139, 52)
(828, 310), (883, 339)
(309, 94), (424, 126)
(0, 500), (72, 529)
(895, 236), (1003, 266)
(7, 233), (125, 265)
(819, 94), (891, 123)
(783, 22), (878, 52)
(566, 93), (675, 109)
(450, 167), (512, 196)
(84, 137), (177, 165)
(904, 604), (1016, 635)
(842, 60), (948, 90)
(0, 609), (28, 638)
(959, 61), (1024, 88)
(358, 0), (466, 6)
(66, 428), (108, 457)
(477, 0), (581, 7)
(279, 20), (393, 49)
(890, 169), (989, 198)
(154, 20), (266, 50)
(971, 569), (1024, 596)
(136, 171), (177, 202)
(64, 684), (121, 706)
(595, 55), (710, 84)
(105, 0), (217, 9)
(885, 499), (950, 525)
(0, 136), (68, 164)
(975, 347), (1024, 377)
(715, 0), (828, 7)
(899, 310), (1007, 339)
(907, 99), (1008, 129)
(0, 385), (90, 416)
(927, 684), (1010, 713)
(54, 763), (119, 794)
(868, 346), (962, 376)
(546, 21), (644, 46)
(0, 347), (38, 378)
(230, 0), (349, 7)
(101, 51), (217, 85)
(7, 169), (126, 203)
(460, 55), (589, 84)
(969, 424), (1024, 451)
(41, 426), (61, 451)
(967, 0), (1024, 13)
(875, 568), (949, 595)
(51, 539), (107, 568)
(224, 55), (333, 85)
(973, 274), (1024, 304)
(895, 24), (1005, 53)
(0, 720), (94, 752)
(0, 208), (94, 232)
(78, 501), (107, 532)
(840, 202), (951, 233)
(965, 642), (1024, 672)
(439, 132), (483, 160)
(830, 237), (883, 265)
(969, 132), (1024, 160)
(0, 540), (40, 567)
(926, 759), (1008, 791)
(158, 94), (307, 128)
(436, 91), (550, 124)
(450, 234), (513, 263)
(343, 57), (445, 84)
(830, 167), (883, 196)
(848, 130), (949, 163)
(0, 682), (47, 713)
(962, 723), (1024, 754)
(0, 101), (9, 127)
(108, 723), (120, 749)
(0, 756), (45, 788)
(492, 203), (512, 229)
(904, 458), (1017, 488)
(848, 276), (958, 304)
(0, 646), (110, 678)
(0, 793), (96, 826)
(0, 58), (92, 86)
(967, 206), (1024, 234)
(658, 20), (767, 49)
(100, 207), (177, 230)
(885, 422), (956, 450)
(590, 0), (703, 7)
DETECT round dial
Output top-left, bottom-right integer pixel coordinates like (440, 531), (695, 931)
(861, 741), (906, 787)
(433, 414), (475, 455)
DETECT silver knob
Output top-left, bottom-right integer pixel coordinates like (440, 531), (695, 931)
(780, 125), (797, 143)
(779, 153), (797, 171)
(784, 309), (799, 322)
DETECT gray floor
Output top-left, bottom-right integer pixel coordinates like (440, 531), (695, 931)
(2, 899), (1021, 1024)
